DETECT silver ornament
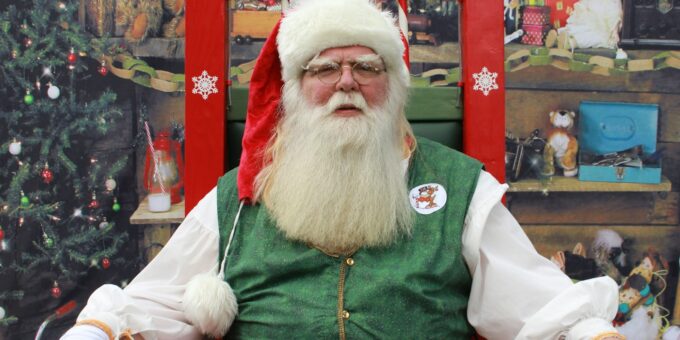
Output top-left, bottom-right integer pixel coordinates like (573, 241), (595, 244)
(105, 178), (117, 191)
(47, 84), (60, 99)
(8, 140), (21, 155)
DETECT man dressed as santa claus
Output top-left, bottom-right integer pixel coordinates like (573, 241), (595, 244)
(62, 0), (624, 339)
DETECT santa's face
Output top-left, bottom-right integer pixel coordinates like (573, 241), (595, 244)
(300, 46), (389, 116)
(255, 47), (412, 254)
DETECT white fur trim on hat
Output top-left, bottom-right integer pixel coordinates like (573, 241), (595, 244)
(277, 0), (406, 83)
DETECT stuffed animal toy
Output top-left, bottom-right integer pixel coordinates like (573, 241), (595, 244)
(543, 110), (579, 177)
(565, 0), (623, 49)
(614, 250), (668, 329)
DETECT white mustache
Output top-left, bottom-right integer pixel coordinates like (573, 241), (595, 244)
(324, 92), (368, 115)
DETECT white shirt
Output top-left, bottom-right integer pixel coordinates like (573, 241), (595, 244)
(62, 170), (619, 340)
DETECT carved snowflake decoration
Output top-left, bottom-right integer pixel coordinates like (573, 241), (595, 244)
(192, 70), (218, 100)
(472, 67), (499, 96)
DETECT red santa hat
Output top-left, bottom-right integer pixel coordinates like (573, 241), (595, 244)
(184, 1), (410, 337)
(238, 0), (410, 202)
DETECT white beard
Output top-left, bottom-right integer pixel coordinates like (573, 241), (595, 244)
(257, 84), (413, 254)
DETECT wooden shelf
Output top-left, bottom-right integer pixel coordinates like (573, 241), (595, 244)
(130, 196), (185, 225)
(508, 176), (672, 193)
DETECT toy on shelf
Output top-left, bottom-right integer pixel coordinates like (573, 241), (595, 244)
(543, 110), (579, 177)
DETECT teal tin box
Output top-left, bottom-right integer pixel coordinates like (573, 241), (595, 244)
(578, 101), (661, 184)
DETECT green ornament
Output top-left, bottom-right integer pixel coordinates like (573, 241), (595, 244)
(20, 195), (30, 207)
(0, 20), (9, 34)
(24, 93), (34, 105)
(44, 237), (54, 248)
(112, 199), (121, 212)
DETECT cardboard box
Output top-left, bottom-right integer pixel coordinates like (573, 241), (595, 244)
(578, 101), (661, 184)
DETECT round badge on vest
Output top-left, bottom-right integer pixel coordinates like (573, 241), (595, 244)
(409, 183), (447, 214)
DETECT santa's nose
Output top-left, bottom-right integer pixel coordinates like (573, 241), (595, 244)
(336, 66), (359, 92)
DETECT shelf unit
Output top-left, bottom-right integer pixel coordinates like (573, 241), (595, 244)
(508, 176), (672, 193)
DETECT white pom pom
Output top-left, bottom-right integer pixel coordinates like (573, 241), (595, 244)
(183, 272), (238, 338)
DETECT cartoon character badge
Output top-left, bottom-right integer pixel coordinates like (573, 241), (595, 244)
(409, 183), (447, 215)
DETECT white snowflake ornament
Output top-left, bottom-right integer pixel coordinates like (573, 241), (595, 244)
(472, 67), (499, 96)
(192, 70), (219, 100)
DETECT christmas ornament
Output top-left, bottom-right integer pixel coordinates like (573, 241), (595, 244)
(98, 60), (108, 76)
(47, 84), (60, 99)
(98, 219), (109, 230)
(105, 178), (117, 191)
(23, 37), (32, 47)
(20, 192), (29, 207)
(73, 208), (83, 217)
(0, 19), (9, 33)
(112, 198), (121, 212)
(42, 65), (53, 78)
(11, 50), (18, 59)
(24, 90), (34, 105)
(41, 164), (54, 184)
(102, 257), (110, 269)
(1, 240), (9, 251)
(67, 48), (77, 64)
(20, 21), (27, 30)
(18, 216), (24, 226)
(43, 234), (54, 248)
(0, 306), (5, 319)
(51, 282), (62, 298)
(88, 193), (99, 209)
(9, 138), (21, 155)
(57, 2), (66, 11)
(0, 227), (4, 240)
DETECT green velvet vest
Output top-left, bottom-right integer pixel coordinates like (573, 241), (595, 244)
(217, 137), (482, 339)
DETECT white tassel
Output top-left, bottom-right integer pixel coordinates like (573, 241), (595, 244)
(183, 200), (245, 338)
(183, 272), (239, 338)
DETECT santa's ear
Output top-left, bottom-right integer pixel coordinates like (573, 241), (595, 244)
(569, 111), (576, 118)
(549, 111), (556, 119)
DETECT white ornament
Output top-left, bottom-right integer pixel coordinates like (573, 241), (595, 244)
(47, 84), (60, 99)
(9, 140), (21, 155)
(99, 220), (110, 230)
(192, 70), (218, 100)
(73, 208), (83, 217)
(0, 306), (5, 319)
(105, 178), (117, 191)
(472, 67), (499, 96)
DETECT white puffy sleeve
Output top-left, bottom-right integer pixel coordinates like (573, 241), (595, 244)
(62, 188), (220, 340)
(463, 170), (622, 340)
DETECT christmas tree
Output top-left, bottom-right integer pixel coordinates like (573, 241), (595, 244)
(0, 0), (132, 335)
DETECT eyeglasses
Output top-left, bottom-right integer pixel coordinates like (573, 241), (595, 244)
(302, 61), (386, 85)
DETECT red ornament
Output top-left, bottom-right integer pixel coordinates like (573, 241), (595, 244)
(67, 48), (77, 64)
(41, 167), (54, 184)
(102, 257), (111, 269)
(88, 197), (99, 209)
(0, 227), (4, 241)
(98, 61), (108, 76)
(51, 282), (62, 298)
